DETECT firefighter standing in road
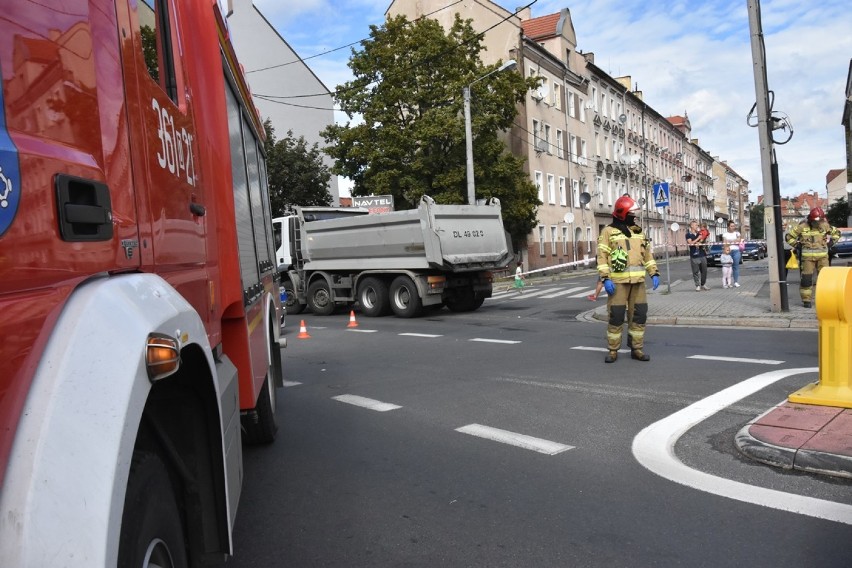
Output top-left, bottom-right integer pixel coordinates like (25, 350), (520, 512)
(597, 195), (660, 363)
(785, 207), (840, 308)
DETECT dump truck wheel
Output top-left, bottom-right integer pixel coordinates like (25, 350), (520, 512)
(283, 280), (305, 315)
(389, 275), (422, 318)
(358, 277), (390, 317)
(446, 287), (481, 312)
(307, 280), (335, 315)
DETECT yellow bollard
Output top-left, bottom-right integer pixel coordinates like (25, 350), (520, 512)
(789, 267), (852, 407)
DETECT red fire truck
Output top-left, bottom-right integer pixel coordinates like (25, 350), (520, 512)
(0, 1), (284, 565)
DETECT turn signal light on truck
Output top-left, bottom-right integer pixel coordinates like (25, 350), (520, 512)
(427, 275), (446, 291)
(146, 333), (181, 383)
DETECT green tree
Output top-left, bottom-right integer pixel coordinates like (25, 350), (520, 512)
(826, 195), (850, 228)
(264, 120), (332, 215)
(322, 14), (540, 245)
(749, 203), (764, 239)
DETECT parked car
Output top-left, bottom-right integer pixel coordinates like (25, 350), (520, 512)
(742, 240), (765, 261)
(707, 242), (746, 266)
(706, 243), (724, 266)
(830, 228), (852, 261)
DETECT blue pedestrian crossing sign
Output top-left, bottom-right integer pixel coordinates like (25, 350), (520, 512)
(653, 182), (670, 207)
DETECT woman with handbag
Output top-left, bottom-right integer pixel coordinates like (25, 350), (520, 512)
(722, 221), (744, 287)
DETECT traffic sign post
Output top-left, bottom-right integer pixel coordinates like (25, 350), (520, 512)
(654, 182), (672, 293)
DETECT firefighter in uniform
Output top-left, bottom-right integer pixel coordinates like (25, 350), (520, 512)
(597, 195), (660, 363)
(785, 207), (840, 308)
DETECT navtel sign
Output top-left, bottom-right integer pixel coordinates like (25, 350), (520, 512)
(353, 195), (394, 214)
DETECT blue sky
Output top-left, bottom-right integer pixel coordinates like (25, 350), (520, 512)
(253, 0), (851, 200)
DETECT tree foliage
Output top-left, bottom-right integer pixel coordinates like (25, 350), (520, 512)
(322, 14), (540, 245)
(749, 203), (764, 239)
(264, 120), (332, 216)
(826, 195), (850, 228)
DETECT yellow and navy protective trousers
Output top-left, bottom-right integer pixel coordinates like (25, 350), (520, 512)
(597, 224), (659, 351)
(786, 221), (840, 303)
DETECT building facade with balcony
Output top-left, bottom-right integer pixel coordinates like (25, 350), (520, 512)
(387, 0), (749, 268)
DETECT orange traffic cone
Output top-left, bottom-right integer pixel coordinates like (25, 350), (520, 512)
(347, 310), (359, 328)
(297, 320), (311, 339)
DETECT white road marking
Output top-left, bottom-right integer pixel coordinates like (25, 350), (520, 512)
(456, 423), (574, 455)
(470, 338), (521, 345)
(282, 381), (302, 387)
(571, 346), (630, 353)
(687, 354), (784, 365)
(506, 288), (554, 300)
(632, 367), (852, 525)
(332, 394), (401, 412)
(539, 286), (588, 299)
(347, 328), (378, 333)
(399, 333), (443, 338)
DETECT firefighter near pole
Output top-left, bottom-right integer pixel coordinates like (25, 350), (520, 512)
(597, 195), (661, 363)
(784, 207), (840, 308)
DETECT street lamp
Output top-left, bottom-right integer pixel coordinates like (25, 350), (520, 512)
(464, 59), (517, 205)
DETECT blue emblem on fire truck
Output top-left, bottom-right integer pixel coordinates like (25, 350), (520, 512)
(0, 68), (21, 238)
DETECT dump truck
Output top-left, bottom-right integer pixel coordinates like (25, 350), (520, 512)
(0, 1), (283, 565)
(273, 196), (512, 317)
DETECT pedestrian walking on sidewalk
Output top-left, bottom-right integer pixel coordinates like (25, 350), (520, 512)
(720, 245), (734, 288)
(785, 207), (840, 308)
(685, 219), (709, 291)
(597, 195), (660, 363)
(513, 261), (526, 295)
(722, 221), (744, 287)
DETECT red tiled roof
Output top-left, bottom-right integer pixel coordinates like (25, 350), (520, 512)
(521, 13), (560, 40)
(826, 168), (845, 184)
(667, 115), (686, 127)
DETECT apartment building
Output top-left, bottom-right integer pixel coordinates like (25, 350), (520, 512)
(226, 0), (340, 203)
(387, 0), (747, 268)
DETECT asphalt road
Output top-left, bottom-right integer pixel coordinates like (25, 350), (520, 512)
(221, 259), (851, 567)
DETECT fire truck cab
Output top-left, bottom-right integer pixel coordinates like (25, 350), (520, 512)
(0, 1), (283, 565)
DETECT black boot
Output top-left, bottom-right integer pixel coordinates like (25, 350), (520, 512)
(604, 350), (618, 363)
(631, 350), (650, 361)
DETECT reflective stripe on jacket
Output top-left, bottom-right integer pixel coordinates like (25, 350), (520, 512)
(785, 221), (840, 259)
(597, 225), (659, 283)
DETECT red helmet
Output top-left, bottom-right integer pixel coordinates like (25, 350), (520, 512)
(613, 195), (639, 221)
(807, 207), (825, 222)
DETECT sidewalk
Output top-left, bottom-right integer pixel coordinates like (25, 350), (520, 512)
(576, 260), (852, 480)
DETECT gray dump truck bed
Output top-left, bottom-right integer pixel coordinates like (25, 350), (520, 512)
(300, 197), (511, 272)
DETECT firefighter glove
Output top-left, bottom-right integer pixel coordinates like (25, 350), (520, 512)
(652, 275), (660, 290)
(603, 279), (616, 296)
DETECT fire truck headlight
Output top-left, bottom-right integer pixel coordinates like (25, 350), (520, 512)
(146, 333), (181, 382)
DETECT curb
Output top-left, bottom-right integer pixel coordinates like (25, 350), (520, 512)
(588, 310), (817, 329)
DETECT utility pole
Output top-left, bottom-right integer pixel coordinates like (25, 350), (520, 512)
(747, 0), (788, 312)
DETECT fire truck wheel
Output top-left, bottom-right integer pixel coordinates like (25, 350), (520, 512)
(357, 277), (390, 317)
(283, 280), (305, 315)
(389, 275), (423, 318)
(118, 451), (188, 568)
(307, 280), (335, 316)
(243, 374), (277, 445)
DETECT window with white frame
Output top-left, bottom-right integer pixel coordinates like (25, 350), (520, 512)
(556, 129), (564, 159)
(578, 97), (586, 122)
(532, 118), (540, 146)
(594, 132), (600, 156)
(534, 171), (543, 202)
(551, 226), (557, 255)
(572, 179), (580, 208)
(580, 139), (587, 160)
(586, 227), (592, 250)
(591, 86), (598, 112)
(604, 136), (610, 160)
(547, 174), (555, 204)
(595, 176), (603, 205)
(569, 134), (577, 162)
(559, 176), (566, 206)
(562, 226), (569, 255)
(544, 124), (552, 153)
(600, 93), (607, 116)
(606, 178), (613, 206)
(553, 83), (561, 109)
(538, 225), (545, 255)
(567, 91), (575, 118)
